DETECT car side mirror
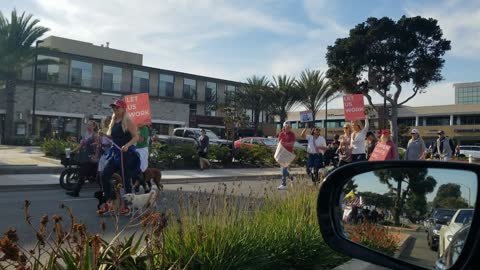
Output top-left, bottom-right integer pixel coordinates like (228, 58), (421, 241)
(317, 161), (480, 270)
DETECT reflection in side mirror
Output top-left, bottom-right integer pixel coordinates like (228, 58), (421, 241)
(337, 167), (477, 269)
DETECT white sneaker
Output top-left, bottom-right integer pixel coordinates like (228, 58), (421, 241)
(277, 184), (287, 190)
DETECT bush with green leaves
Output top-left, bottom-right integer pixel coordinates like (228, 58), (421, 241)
(40, 139), (79, 159)
(293, 147), (308, 167)
(207, 144), (232, 163)
(149, 142), (198, 169)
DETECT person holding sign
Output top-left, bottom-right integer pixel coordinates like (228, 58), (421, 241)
(378, 129), (397, 160)
(98, 99), (141, 215)
(277, 122), (296, 190)
(301, 127), (327, 182)
(350, 117), (369, 162)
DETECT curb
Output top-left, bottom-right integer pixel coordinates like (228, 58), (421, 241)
(0, 166), (64, 175)
(31, 156), (62, 165)
(394, 235), (413, 258)
(0, 173), (304, 192)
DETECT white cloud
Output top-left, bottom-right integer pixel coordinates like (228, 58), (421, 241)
(405, 0), (480, 59)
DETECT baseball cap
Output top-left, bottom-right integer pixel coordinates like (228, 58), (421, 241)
(437, 130), (445, 134)
(283, 122), (291, 127)
(410, 129), (419, 134)
(110, 99), (127, 109)
(381, 129), (390, 135)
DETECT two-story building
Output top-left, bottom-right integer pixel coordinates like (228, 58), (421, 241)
(0, 36), (269, 143)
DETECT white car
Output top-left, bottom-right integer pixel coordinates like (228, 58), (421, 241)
(438, 208), (474, 257)
(458, 145), (480, 159)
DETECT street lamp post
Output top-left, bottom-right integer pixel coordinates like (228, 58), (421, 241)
(324, 95), (328, 139)
(383, 88), (387, 129)
(31, 40), (43, 137)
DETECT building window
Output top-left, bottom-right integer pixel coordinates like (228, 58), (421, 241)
(183, 78), (197, 100)
(425, 116), (450, 126)
(70, 60), (92, 87)
(102, 65), (122, 91)
(37, 55), (60, 83)
(151, 123), (170, 135)
(397, 117), (416, 127)
(205, 82), (217, 103)
(325, 120), (345, 128)
(159, 74), (174, 97)
(34, 115), (80, 140)
(132, 70), (149, 93)
(205, 82), (217, 116)
(225, 85), (236, 105)
(189, 104), (197, 115)
(458, 115), (480, 125)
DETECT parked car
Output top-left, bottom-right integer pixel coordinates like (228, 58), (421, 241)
(424, 208), (456, 233)
(438, 208), (474, 257)
(458, 145), (480, 158)
(435, 224), (470, 270)
(155, 128), (233, 149)
(235, 137), (305, 150)
(234, 137), (277, 149)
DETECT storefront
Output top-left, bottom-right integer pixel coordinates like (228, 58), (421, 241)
(33, 113), (82, 141)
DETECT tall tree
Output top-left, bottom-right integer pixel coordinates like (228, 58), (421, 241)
(432, 183), (468, 208)
(0, 10), (49, 142)
(375, 167), (437, 226)
(269, 75), (299, 127)
(296, 69), (339, 123)
(326, 16), (451, 145)
(236, 75), (270, 135)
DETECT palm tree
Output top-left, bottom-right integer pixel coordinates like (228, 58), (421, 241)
(235, 75), (270, 135)
(269, 75), (299, 127)
(296, 69), (339, 124)
(0, 10), (49, 142)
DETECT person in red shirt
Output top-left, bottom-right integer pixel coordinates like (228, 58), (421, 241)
(379, 129), (398, 160)
(277, 122), (296, 190)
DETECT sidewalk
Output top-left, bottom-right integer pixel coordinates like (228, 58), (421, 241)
(0, 167), (306, 190)
(0, 145), (63, 174)
(0, 145), (306, 190)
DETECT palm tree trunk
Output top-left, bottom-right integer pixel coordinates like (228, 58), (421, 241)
(253, 110), (260, 136)
(4, 78), (17, 144)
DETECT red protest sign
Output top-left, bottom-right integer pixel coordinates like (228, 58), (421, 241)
(343, 94), (365, 121)
(369, 143), (392, 161)
(124, 93), (151, 127)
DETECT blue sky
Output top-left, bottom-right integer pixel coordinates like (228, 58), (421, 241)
(354, 168), (478, 205)
(2, 0), (480, 107)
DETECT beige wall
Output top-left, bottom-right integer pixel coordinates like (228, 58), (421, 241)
(42, 36), (143, 65)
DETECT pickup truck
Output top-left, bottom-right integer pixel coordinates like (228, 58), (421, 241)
(155, 128), (233, 149)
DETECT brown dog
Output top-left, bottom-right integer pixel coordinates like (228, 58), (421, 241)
(133, 168), (163, 192)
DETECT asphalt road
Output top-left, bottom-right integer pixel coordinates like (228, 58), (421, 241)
(0, 178), (285, 250)
(399, 229), (438, 268)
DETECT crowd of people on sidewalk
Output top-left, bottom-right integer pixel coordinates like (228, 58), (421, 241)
(276, 117), (457, 190)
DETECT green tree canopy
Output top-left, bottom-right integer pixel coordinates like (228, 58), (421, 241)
(375, 167), (437, 225)
(432, 183), (468, 209)
(326, 16), (451, 144)
(269, 75), (300, 127)
(296, 69), (338, 123)
(236, 75), (271, 136)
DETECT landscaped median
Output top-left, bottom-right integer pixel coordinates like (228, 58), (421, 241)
(0, 179), (349, 269)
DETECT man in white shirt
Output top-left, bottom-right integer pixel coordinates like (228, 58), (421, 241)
(301, 126), (327, 182)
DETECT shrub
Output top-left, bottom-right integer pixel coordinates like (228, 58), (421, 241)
(207, 144), (232, 163)
(398, 147), (406, 160)
(40, 139), (78, 159)
(149, 142), (198, 169)
(345, 222), (399, 256)
(293, 147), (308, 167)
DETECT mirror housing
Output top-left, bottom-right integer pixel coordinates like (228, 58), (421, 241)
(317, 161), (480, 270)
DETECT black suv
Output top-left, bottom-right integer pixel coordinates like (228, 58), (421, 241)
(425, 208), (456, 251)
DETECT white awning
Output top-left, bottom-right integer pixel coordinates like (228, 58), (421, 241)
(152, 119), (185, 125)
(30, 110), (84, 118)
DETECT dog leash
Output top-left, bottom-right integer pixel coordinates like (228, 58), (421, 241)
(102, 136), (127, 199)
